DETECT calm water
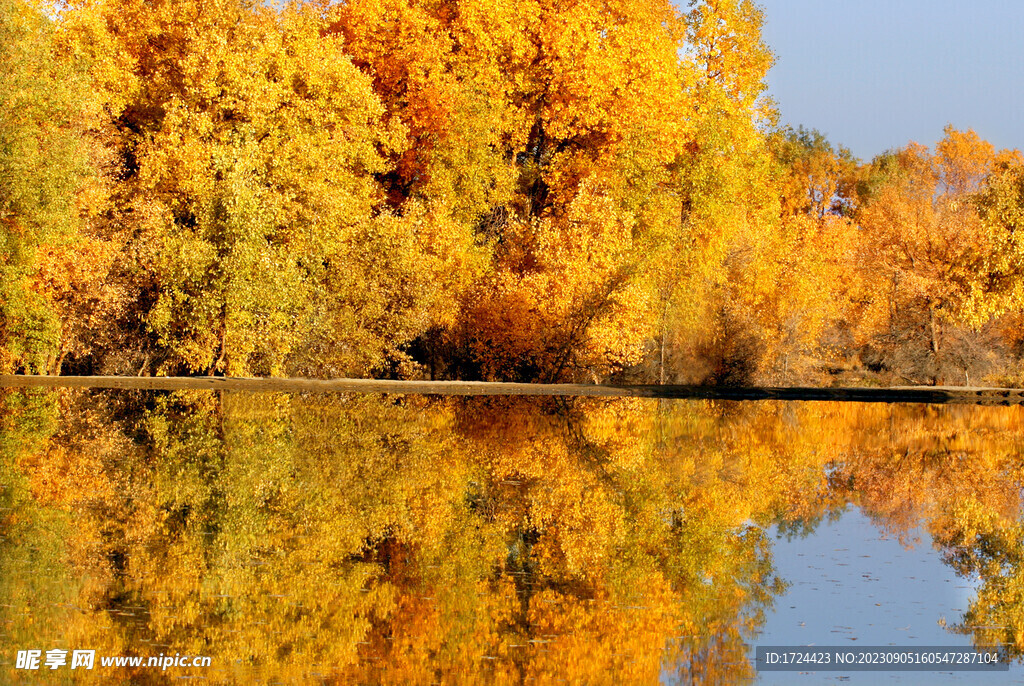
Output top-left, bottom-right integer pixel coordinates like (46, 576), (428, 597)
(1, 388), (1022, 684)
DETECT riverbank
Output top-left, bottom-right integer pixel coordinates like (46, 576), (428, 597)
(3, 375), (1024, 405)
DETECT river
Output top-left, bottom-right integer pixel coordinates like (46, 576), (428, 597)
(1, 387), (1021, 683)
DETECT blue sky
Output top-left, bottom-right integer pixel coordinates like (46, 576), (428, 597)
(756, 0), (1024, 162)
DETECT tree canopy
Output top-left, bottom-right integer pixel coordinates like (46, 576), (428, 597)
(2, 0), (1024, 387)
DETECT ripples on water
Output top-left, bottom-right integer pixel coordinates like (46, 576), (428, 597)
(0, 388), (1022, 683)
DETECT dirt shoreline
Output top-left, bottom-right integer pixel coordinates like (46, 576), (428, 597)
(3, 375), (1024, 405)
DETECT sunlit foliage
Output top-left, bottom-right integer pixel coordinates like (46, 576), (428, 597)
(0, 0), (95, 373)
(4, 0), (1024, 384)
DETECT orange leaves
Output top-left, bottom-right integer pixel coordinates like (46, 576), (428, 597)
(330, 0), (697, 381)
(3, 0), (804, 382)
(331, 0), (523, 214)
(30, 236), (128, 365)
(854, 129), (1021, 378)
(936, 126), (997, 195)
(24, 0), (1021, 386)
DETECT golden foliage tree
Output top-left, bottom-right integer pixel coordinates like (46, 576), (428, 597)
(0, 0), (97, 374)
(652, 0), (779, 385)
(61, 0), (460, 377)
(854, 127), (1022, 383)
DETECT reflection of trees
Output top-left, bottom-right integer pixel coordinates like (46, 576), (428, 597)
(4, 392), (1024, 680)
(347, 397), (788, 684)
(0, 391), (792, 683)
(0, 389), (136, 685)
(650, 400), (1024, 666)
(821, 404), (1024, 547)
(773, 402), (1024, 661)
(932, 505), (1024, 660)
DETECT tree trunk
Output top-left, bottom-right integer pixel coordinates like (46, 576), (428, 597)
(928, 303), (940, 386)
(53, 350), (68, 376)
(210, 307), (227, 376)
(929, 304), (940, 354)
(659, 300), (667, 386)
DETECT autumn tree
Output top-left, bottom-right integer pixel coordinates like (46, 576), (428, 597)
(732, 127), (864, 383)
(854, 127), (1021, 384)
(58, 0), (460, 377)
(0, 0), (96, 373)
(651, 0), (779, 385)
(332, 0), (690, 382)
(972, 155), (1024, 374)
(774, 126), (859, 219)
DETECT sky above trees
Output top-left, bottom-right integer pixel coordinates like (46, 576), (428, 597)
(758, 0), (1024, 161)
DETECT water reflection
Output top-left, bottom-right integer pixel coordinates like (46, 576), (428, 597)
(0, 389), (1022, 683)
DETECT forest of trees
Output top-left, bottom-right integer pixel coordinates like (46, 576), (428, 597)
(5, 0), (1024, 386)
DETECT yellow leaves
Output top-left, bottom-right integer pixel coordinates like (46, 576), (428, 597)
(855, 128), (1021, 360)
(330, 0), (704, 381)
(72, 0), (441, 376)
(650, 1), (782, 384)
(4, 0), (806, 382)
(0, 0), (101, 370)
(536, 0), (682, 145)
(465, 175), (661, 380)
(936, 125), (996, 195)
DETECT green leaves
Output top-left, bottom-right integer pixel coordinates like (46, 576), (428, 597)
(0, 0), (93, 372)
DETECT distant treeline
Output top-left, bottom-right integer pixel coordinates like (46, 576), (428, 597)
(3, 0), (1024, 385)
